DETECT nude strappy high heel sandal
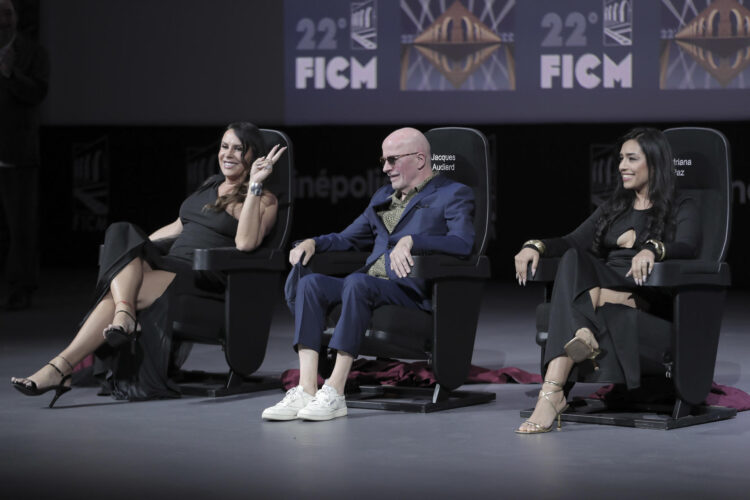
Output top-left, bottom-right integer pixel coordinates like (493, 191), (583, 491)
(515, 379), (570, 434)
(564, 327), (601, 369)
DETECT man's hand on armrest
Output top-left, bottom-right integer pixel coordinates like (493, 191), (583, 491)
(390, 235), (414, 278)
(290, 238), (316, 266)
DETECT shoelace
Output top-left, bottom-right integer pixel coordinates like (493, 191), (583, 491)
(310, 387), (338, 407)
(280, 387), (303, 405)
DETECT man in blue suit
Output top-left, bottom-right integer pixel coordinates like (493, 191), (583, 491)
(263, 127), (475, 421)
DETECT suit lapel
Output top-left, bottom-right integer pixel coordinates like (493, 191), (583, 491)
(368, 187), (393, 232)
(393, 176), (443, 231)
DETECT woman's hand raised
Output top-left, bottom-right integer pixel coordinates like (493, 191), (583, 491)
(249, 144), (287, 185)
(514, 247), (540, 286)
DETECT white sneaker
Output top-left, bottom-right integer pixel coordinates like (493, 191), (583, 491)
(297, 384), (347, 421)
(262, 386), (314, 421)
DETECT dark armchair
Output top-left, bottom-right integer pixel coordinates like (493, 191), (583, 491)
(526, 127), (734, 429)
(309, 127), (494, 412)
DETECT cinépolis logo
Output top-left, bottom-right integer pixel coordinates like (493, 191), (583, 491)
(295, 167), (386, 202)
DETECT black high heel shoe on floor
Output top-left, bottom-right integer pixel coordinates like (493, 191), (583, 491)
(103, 309), (139, 348)
(11, 356), (73, 408)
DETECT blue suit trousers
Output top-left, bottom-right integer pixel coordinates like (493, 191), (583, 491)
(293, 272), (425, 356)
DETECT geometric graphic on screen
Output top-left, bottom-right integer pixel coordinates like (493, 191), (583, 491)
(400, 0), (515, 91)
(604, 0), (633, 46)
(660, 0), (750, 89)
(351, 0), (377, 49)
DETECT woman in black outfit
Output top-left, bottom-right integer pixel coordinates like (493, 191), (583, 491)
(513, 127), (700, 434)
(11, 122), (286, 405)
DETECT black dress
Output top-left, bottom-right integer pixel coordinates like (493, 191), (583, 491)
(87, 175), (237, 400)
(540, 196), (700, 389)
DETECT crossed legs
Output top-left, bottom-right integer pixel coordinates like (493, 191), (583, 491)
(11, 257), (175, 391)
(517, 286), (637, 433)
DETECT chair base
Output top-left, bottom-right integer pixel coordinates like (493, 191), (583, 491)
(174, 370), (280, 398)
(345, 384), (495, 413)
(520, 398), (736, 430)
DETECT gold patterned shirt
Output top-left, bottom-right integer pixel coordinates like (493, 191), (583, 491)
(367, 173), (437, 279)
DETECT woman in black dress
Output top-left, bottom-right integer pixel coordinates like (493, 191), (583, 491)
(513, 128), (700, 434)
(11, 122), (286, 405)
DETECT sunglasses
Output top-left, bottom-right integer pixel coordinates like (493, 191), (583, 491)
(379, 152), (420, 167)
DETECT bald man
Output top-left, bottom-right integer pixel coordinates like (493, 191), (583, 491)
(263, 128), (475, 421)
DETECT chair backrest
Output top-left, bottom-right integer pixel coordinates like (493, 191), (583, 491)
(425, 127), (491, 256)
(663, 127), (732, 262)
(259, 129), (294, 252)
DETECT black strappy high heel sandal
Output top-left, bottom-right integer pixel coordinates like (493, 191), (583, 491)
(103, 309), (139, 348)
(11, 356), (73, 408)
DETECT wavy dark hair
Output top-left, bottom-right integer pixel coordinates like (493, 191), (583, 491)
(205, 122), (267, 213)
(591, 127), (676, 255)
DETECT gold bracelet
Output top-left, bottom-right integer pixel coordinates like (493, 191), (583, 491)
(645, 239), (665, 261)
(522, 239), (546, 255)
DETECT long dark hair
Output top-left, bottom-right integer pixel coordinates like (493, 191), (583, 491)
(591, 127), (675, 254)
(205, 122), (267, 212)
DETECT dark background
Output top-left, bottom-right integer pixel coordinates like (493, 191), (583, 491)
(11, 1), (750, 286)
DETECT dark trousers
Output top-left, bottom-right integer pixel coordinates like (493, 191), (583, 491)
(294, 272), (424, 356)
(0, 166), (39, 293)
(543, 247), (654, 389)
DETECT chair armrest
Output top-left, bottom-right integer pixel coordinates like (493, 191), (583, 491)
(641, 260), (731, 287)
(306, 252), (370, 275)
(98, 237), (177, 267)
(193, 247), (287, 272)
(409, 255), (490, 279)
(601, 261), (731, 287)
(527, 258), (730, 287)
(527, 258), (560, 283)
(151, 236), (178, 254)
(307, 252), (490, 279)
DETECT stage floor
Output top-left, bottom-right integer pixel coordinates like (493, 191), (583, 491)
(2, 268), (749, 499)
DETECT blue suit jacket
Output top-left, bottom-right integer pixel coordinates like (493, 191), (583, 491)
(312, 175), (475, 309)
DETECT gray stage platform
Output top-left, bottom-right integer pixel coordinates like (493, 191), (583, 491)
(1, 268), (749, 499)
